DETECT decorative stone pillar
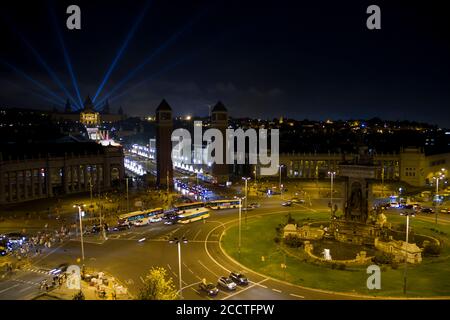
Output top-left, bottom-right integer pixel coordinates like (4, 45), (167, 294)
(30, 169), (35, 198)
(84, 165), (89, 191)
(0, 167), (4, 203)
(38, 169), (43, 197)
(8, 172), (13, 202)
(77, 165), (81, 191)
(46, 167), (53, 197)
(16, 171), (21, 201)
(23, 170), (29, 200)
(63, 166), (70, 194)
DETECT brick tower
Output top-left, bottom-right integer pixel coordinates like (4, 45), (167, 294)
(155, 99), (174, 190)
(211, 101), (229, 183)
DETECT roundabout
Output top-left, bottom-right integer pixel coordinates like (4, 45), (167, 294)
(219, 206), (450, 298)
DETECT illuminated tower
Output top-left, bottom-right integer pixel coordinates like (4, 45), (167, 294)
(155, 99), (174, 190)
(211, 101), (229, 183)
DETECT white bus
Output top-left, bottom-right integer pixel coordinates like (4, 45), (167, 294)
(206, 199), (241, 210)
(174, 201), (205, 213)
(118, 207), (164, 224)
(177, 208), (210, 224)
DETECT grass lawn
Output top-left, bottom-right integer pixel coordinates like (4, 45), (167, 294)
(221, 209), (450, 297)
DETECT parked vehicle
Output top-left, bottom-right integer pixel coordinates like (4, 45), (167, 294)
(217, 277), (237, 291)
(229, 272), (248, 285)
(421, 208), (434, 214)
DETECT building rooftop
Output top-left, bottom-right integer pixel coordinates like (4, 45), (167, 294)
(212, 101), (227, 112)
(156, 99), (172, 112)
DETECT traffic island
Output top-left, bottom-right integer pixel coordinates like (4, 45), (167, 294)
(221, 210), (450, 298)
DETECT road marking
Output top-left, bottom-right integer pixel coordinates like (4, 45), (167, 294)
(221, 278), (268, 300)
(18, 286), (35, 293)
(198, 260), (220, 278)
(193, 229), (202, 240)
(0, 283), (20, 294)
(167, 264), (172, 270)
(290, 293), (305, 299)
(272, 288), (282, 293)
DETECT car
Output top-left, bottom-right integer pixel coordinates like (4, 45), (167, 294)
(421, 208), (434, 214)
(133, 219), (148, 227)
(6, 233), (27, 245)
(282, 201), (292, 207)
(291, 198), (305, 204)
(164, 220), (175, 225)
(112, 224), (130, 231)
(217, 276), (237, 291)
(149, 217), (162, 223)
(402, 204), (414, 209)
(199, 282), (219, 296)
(439, 208), (450, 214)
(248, 202), (260, 208)
(229, 272), (248, 285)
(49, 263), (69, 275)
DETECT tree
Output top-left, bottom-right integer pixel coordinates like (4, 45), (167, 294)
(138, 267), (178, 300)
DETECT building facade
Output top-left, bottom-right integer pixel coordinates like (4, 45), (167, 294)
(0, 140), (124, 204)
(273, 148), (450, 187)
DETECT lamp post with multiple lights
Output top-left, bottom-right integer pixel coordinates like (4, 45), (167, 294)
(169, 237), (188, 299)
(400, 211), (414, 295)
(73, 204), (85, 261)
(328, 171), (336, 216)
(242, 177), (251, 209)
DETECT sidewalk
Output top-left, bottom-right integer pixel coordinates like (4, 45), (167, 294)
(33, 270), (133, 300)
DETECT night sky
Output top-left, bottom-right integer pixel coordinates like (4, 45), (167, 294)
(0, 0), (449, 126)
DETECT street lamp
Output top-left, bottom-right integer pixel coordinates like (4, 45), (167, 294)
(169, 237), (188, 299)
(278, 165), (284, 199)
(234, 196), (246, 260)
(400, 212), (415, 295)
(433, 173), (445, 225)
(73, 204), (85, 261)
(242, 177), (251, 209)
(327, 171), (336, 216)
(126, 177), (129, 213)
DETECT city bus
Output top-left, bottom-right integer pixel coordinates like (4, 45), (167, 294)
(118, 207), (164, 224)
(174, 202), (205, 213)
(177, 208), (210, 224)
(206, 199), (241, 210)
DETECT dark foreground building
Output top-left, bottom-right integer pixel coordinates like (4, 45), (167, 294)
(0, 137), (124, 204)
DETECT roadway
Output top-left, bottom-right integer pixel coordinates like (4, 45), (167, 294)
(0, 197), (362, 300)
